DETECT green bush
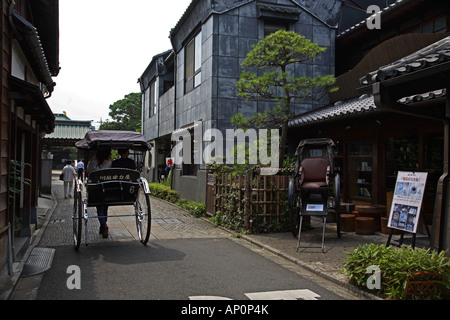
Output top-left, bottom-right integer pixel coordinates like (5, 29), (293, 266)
(193, 202), (206, 217)
(176, 200), (206, 218)
(209, 210), (225, 228)
(342, 244), (450, 299)
(148, 182), (180, 203)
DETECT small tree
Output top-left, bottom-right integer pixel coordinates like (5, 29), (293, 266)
(100, 92), (142, 132)
(235, 30), (337, 166)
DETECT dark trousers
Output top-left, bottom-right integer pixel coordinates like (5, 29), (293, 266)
(77, 168), (84, 179)
(97, 206), (108, 227)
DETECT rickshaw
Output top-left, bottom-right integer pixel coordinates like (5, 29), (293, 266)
(73, 130), (152, 251)
(288, 138), (341, 252)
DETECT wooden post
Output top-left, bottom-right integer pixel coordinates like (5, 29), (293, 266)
(432, 91), (450, 252)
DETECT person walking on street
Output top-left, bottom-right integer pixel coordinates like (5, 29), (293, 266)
(76, 159), (85, 180)
(62, 160), (76, 199)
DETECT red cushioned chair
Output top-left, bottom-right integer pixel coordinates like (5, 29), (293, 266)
(297, 158), (331, 252)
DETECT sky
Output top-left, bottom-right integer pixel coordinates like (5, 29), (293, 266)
(47, 0), (192, 127)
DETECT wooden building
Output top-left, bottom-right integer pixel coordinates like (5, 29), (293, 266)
(288, 0), (450, 251)
(0, 0), (59, 279)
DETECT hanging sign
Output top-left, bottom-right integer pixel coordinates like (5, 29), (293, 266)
(387, 171), (427, 234)
(166, 157), (174, 168)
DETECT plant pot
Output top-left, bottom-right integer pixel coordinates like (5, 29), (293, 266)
(355, 217), (375, 235)
(340, 214), (355, 232)
(355, 205), (385, 231)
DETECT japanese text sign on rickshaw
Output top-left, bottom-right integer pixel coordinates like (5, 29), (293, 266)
(388, 171), (427, 234)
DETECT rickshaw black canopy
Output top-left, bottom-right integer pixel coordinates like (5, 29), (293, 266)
(294, 138), (337, 162)
(294, 138), (338, 176)
(75, 130), (152, 151)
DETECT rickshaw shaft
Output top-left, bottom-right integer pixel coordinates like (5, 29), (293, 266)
(72, 213), (148, 220)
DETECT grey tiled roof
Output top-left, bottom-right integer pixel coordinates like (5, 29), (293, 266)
(45, 125), (92, 140)
(288, 94), (377, 127)
(398, 88), (447, 104)
(360, 36), (450, 86)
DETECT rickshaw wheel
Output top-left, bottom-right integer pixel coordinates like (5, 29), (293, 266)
(135, 186), (151, 245)
(288, 176), (301, 238)
(73, 191), (83, 251)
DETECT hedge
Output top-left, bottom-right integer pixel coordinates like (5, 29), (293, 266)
(148, 182), (180, 203)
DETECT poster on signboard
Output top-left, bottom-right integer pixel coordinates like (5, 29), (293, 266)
(387, 171), (427, 234)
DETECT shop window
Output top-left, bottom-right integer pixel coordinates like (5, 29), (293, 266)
(424, 133), (443, 171)
(385, 136), (419, 192)
(348, 139), (372, 199)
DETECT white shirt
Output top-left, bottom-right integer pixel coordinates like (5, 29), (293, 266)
(62, 165), (76, 181)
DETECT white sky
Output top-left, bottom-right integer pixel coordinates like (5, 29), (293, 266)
(47, 0), (192, 127)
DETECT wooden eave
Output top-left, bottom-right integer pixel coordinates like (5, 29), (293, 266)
(8, 75), (55, 134)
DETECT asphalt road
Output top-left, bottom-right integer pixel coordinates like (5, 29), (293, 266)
(36, 238), (347, 300)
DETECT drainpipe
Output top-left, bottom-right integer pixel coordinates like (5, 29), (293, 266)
(170, 34), (178, 177)
(373, 82), (449, 251)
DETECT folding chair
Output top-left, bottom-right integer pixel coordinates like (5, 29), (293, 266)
(296, 158), (330, 252)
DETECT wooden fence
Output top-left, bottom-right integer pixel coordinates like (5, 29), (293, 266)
(206, 169), (291, 232)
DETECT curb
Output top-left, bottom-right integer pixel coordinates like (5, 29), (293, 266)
(35, 191), (59, 248)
